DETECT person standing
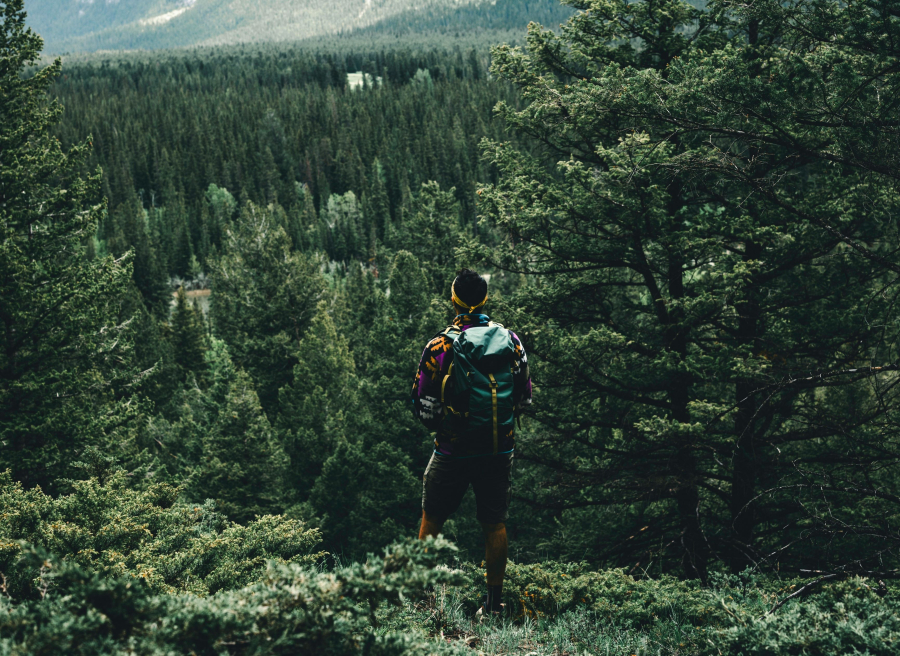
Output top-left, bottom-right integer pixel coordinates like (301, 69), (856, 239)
(411, 268), (532, 616)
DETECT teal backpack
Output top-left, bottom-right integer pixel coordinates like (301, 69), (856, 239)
(440, 322), (517, 454)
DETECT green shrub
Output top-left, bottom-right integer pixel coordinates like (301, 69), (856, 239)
(456, 560), (723, 627)
(0, 538), (468, 656)
(424, 563), (900, 656)
(708, 577), (900, 656)
(0, 470), (323, 597)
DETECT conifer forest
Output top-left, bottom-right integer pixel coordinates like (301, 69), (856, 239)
(2, 0), (900, 653)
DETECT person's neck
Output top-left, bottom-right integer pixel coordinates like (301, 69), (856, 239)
(454, 305), (486, 316)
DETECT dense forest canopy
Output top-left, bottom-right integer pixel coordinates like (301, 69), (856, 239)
(2, 0), (900, 653)
(50, 44), (520, 287)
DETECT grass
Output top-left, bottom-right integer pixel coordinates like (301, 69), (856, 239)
(371, 558), (900, 656)
(378, 584), (707, 656)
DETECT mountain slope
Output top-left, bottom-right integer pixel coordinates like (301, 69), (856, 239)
(26, 0), (181, 47)
(26, 0), (568, 53)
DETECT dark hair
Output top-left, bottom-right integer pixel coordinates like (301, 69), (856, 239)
(453, 268), (488, 308)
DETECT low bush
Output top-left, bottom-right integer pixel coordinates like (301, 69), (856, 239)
(456, 560), (722, 627)
(443, 561), (900, 655)
(708, 577), (900, 656)
(0, 470), (323, 597)
(0, 538), (468, 656)
(4, 474), (898, 656)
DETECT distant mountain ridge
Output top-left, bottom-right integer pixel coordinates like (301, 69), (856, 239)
(25, 0), (572, 53)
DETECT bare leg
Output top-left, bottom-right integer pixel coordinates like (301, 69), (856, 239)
(419, 510), (445, 539)
(481, 522), (508, 586)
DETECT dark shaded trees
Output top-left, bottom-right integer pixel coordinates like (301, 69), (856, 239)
(0, 0), (136, 489)
(398, 181), (466, 295)
(188, 368), (289, 523)
(308, 440), (420, 560)
(47, 45), (525, 294)
(476, 0), (900, 578)
(277, 301), (362, 497)
(8, 0), (898, 574)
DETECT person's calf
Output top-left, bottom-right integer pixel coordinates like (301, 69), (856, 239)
(418, 510), (445, 540)
(480, 521), (508, 613)
(481, 521), (507, 584)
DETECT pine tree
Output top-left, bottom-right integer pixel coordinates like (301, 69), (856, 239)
(365, 159), (392, 241)
(205, 183), (237, 251)
(196, 200), (212, 265)
(294, 184), (323, 252)
(0, 0), (137, 489)
(170, 287), (209, 384)
(342, 262), (382, 369)
(361, 251), (446, 467)
(385, 250), (430, 326)
(115, 194), (169, 317)
(476, 0), (900, 577)
(209, 202), (327, 412)
(188, 369), (288, 523)
(172, 203), (195, 277)
(399, 181), (464, 295)
(120, 285), (177, 422)
(323, 191), (363, 261)
(308, 440), (419, 559)
(277, 301), (363, 497)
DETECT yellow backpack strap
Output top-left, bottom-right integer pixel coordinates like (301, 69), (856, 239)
(488, 373), (499, 454)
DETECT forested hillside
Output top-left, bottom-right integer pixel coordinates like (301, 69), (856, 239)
(2, 0), (900, 654)
(51, 45), (517, 286)
(43, 42), (553, 562)
(26, 0), (574, 53)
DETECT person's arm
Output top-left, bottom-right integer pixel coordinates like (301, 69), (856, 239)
(411, 335), (452, 430)
(510, 331), (532, 413)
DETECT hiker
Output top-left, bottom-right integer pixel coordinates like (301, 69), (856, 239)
(411, 268), (532, 617)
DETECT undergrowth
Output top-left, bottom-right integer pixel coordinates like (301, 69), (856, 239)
(379, 561), (900, 656)
(0, 518), (897, 655)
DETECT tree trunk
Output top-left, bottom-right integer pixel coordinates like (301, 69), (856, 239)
(729, 241), (763, 572)
(667, 249), (708, 581)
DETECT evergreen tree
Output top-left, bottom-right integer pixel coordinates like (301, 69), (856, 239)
(205, 183), (237, 251)
(385, 250), (429, 325)
(341, 262), (383, 372)
(400, 181), (464, 295)
(323, 191), (363, 262)
(365, 158), (392, 241)
(209, 202), (327, 413)
(0, 0), (136, 489)
(362, 251), (446, 466)
(476, 0), (900, 577)
(296, 183), (323, 252)
(277, 301), (363, 497)
(308, 440), (419, 559)
(188, 369), (289, 523)
(118, 284), (178, 429)
(172, 204), (195, 277)
(112, 194), (170, 317)
(170, 287), (209, 384)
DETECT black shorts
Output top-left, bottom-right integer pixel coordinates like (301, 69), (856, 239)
(422, 451), (513, 524)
